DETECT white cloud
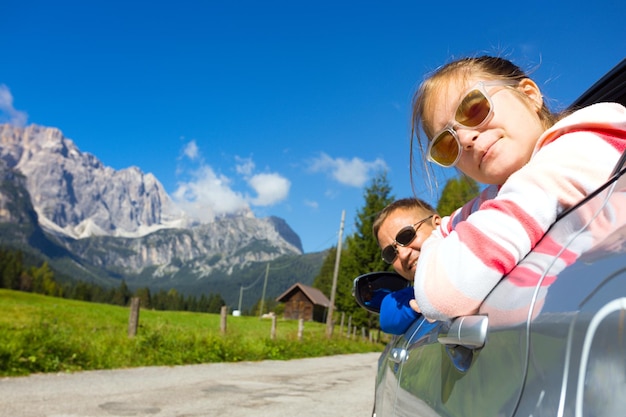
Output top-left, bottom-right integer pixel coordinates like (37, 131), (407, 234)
(173, 145), (291, 222)
(304, 199), (319, 210)
(235, 156), (255, 176)
(309, 152), (388, 187)
(182, 140), (200, 160)
(248, 173), (290, 206)
(0, 85), (28, 127)
(172, 165), (249, 221)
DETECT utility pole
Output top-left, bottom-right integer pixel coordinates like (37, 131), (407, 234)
(237, 285), (243, 312)
(259, 263), (270, 317)
(326, 209), (345, 338)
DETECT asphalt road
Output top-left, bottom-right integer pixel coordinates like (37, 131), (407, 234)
(0, 352), (380, 417)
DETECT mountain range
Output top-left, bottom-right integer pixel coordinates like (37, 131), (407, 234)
(0, 124), (326, 310)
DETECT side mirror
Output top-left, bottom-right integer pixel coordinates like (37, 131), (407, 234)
(352, 271), (410, 314)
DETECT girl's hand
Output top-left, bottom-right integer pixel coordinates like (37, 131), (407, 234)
(410, 298), (437, 322)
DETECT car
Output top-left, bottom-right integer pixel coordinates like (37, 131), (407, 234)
(353, 57), (626, 417)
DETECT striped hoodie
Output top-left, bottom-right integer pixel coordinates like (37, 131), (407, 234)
(413, 102), (626, 321)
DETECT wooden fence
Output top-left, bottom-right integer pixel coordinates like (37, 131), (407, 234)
(127, 298), (377, 342)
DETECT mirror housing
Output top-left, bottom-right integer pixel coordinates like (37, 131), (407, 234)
(352, 271), (410, 314)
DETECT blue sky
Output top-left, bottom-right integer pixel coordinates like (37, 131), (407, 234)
(1, 1), (624, 253)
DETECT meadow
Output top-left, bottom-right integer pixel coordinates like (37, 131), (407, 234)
(0, 289), (383, 377)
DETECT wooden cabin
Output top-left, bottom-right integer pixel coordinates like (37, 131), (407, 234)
(275, 283), (330, 322)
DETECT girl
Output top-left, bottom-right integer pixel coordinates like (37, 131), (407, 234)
(372, 198), (440, 333)
(410, 56), (626, 321)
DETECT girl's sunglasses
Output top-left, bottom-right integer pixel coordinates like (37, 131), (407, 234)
(427, 80), (518, 167)
(381, 215), (434, 264)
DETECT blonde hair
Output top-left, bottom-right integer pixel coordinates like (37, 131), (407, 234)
(410, 56), (562, 191)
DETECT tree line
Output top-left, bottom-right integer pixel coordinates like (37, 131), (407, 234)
(0, 248), (226, 313)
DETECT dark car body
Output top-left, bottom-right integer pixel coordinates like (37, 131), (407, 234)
(353, 58), (626, 417)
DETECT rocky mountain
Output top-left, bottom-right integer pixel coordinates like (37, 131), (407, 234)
(0, 124), (321, 307)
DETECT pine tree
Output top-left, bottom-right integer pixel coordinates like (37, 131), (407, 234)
(72, 281), (94, 301)
(1, 249), (23, 290)
(436, 176), (480, 216)
(135, 287), (152, 309)
(30, 261), (60, 296)
(111, 280), (131, 306)
(313, 171), (395, 330)
(312, 246), (337, 297)
(206, 293), (226, 313)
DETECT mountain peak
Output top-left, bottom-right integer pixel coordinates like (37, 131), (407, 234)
(0, 122), (302, 255)
(0, 123), (189, 239)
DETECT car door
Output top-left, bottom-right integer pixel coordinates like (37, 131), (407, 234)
(387, 295), (529, 416)
(511, 159), (626, 416)
(375, 317), (444, 417)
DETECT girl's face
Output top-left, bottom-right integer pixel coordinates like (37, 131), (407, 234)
(377, 208), (440, 280)
(427, 77), (545, 185)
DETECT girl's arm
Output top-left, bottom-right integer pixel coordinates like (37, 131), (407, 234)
(414, 104), (626, 320)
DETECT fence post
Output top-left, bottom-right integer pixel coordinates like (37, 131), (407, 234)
(270, 315), (277, 340)
(340, 312), (345, 336)
(128, 297), (140, 338)
(347, 315), (352, 338)
(220, 305), (228, 334)
(298, 318), (304, 341)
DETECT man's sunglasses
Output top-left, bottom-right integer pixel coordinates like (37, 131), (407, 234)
(427, 80), (518, 167)
(381, 215), (434, 264)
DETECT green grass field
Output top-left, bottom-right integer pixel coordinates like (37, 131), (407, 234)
(0, 289), (383, 377)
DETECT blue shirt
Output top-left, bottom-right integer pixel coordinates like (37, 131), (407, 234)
(379, 287), (420, 335)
